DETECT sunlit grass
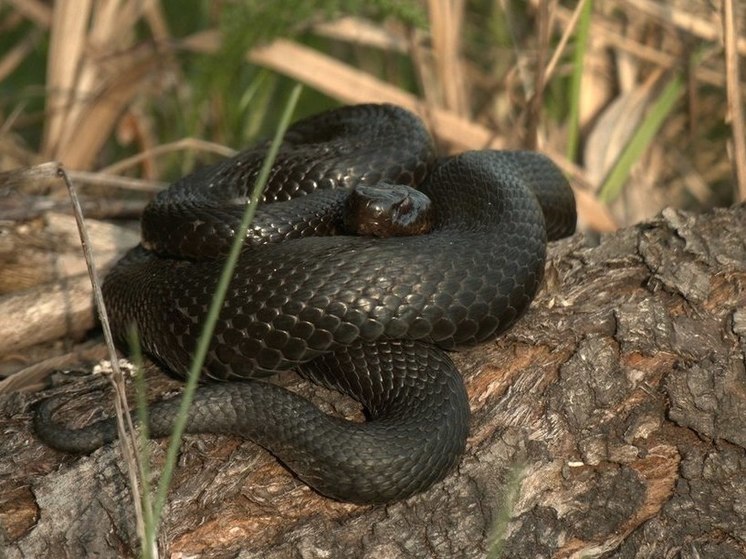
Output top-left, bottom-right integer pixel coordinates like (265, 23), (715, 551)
(149, 84), (303, 538)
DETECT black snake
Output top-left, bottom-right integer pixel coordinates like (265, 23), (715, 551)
(35, 104), (576, 504)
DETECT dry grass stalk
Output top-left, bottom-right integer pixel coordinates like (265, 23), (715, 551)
(5, 0), (52, 27)
(556, 7), (728, 89)
(722, 0), (746, 200)
(313, 16), (408, 52)
(180, 30), (617, 231)
(98, 137), (236, 176)
(621, 0), (746, 55)
(57, 164), (152, 555)
(542, 0), (589, 85)
(523, 0), (552, 151)
(2, 2), (743, 227)
(40, 0), (170, 170)
(427, 0), (468, 115)
(43, 0), (93, 156)
(0, 342), (108, 395)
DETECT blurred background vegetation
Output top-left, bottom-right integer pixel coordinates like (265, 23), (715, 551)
(1, 0), (744, 232)
(1, 3), (744, 554)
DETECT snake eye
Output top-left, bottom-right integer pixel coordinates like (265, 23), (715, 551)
(344, 183), (434, 238)
(396, 196), (413, 215)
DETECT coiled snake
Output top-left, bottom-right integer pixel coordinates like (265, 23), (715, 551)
(35, 104), (576, 504)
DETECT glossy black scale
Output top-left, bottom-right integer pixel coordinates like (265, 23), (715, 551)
(35, 104), (576, 504)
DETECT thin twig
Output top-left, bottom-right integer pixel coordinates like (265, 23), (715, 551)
(56, 164), (154, 557)
(98, 138), (237, 176)
(66, 170), (166, 192)
(0, 342), (108, 395)
(542, 0), (590, 85)
(723, 0), (746, 201)
(623, 0), (746, 56)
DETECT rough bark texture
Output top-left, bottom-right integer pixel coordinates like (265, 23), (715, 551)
(1, 204), (745, 558)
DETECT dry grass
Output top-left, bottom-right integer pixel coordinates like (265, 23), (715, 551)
(1, 1), (744, 228)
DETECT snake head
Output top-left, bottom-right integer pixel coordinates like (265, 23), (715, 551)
(344, 183), (435, 238)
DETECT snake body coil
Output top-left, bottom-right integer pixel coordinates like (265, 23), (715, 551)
(34, 104), (576, 504)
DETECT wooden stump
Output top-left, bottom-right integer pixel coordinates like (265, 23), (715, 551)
(1, 204), (745, 558)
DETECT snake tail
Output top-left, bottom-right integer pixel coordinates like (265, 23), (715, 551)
(34, 340), (468, 504)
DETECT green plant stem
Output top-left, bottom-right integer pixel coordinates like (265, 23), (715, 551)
(127, 325), (156, 559)
(150, 83), (303, 529)
(487, 463), (525, 559)
(566, 0), (592, 162)
(598, 74), (684, 203)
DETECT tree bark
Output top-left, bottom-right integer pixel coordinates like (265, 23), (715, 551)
(1, 204), (745, 558)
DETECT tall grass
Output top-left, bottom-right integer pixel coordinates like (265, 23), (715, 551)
(149, 84), (302, 539)
(598, 73), (685, 203)
(2, 2), (741, 219)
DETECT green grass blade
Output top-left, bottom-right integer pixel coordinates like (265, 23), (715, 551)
(598, 74), (684, 203)
(126, 325), (156, 559)
(486, 463), (526, 559)
(566, 0), (592, 162)
(151, 83), (304, 528)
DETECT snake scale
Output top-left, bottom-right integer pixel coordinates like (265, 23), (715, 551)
(34, 104), (576, 504)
